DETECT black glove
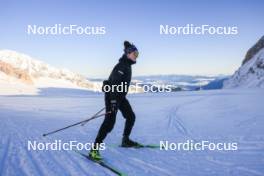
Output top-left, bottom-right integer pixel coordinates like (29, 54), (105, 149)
(110, 100), (117, 114)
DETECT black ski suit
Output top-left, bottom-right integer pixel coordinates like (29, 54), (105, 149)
(95, 54), (136, 144)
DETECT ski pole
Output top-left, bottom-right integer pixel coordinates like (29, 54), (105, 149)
(81, 107), (105, 126)
(42, 109), (110, 137)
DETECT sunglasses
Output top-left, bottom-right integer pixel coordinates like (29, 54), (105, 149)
(134, 51), (139, 58)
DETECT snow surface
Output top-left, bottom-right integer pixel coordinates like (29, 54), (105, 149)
(0, 72), (39, 95)
(0, 89), (263, 176)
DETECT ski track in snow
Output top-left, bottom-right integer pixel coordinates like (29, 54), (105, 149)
(0, 137), (11, 176)
(0, 89), (264, 176)
(166, 95), (211, 140)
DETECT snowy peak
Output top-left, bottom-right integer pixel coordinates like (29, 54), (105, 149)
(0, 50), (97, 90)
(224, 36), (264, 88)
(0, 60), (33, 85)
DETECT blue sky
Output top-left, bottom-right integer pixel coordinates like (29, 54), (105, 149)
(0, 0), (264, 78)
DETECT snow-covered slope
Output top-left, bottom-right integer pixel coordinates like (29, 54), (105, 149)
(224, 49), (264, 88)
(0, 89), (263, 175)
(224, 36), (264, 88)
(0, 71), (39, 95)
(0, 50), (99, 95)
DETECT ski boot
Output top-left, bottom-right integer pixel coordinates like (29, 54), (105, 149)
(89, 149), (102, 161)
(121, 136), (141, 148)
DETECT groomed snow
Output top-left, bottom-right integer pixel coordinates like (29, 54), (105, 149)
(0, 89), (263, 176)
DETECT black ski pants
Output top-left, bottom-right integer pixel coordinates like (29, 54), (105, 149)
(95, 94), (135, 144)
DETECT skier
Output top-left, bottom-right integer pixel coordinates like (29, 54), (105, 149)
(89, 41), (140, 160)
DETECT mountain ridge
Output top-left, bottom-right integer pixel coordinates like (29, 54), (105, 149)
(0, 49), (101, 95)
(224, 36), (264, 88)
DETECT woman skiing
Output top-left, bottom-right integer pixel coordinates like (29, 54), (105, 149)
(90, 41), (140, 160)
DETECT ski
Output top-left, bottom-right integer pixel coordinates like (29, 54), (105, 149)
(73, 150), (127, 176)
(109, 144), (162, 149)
(126, 144), (161, 149)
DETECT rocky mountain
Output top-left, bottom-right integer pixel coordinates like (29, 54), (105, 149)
(224, 36), (264, 88)
(242, 36), (264, 65)
(0, 50), (100, 94)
